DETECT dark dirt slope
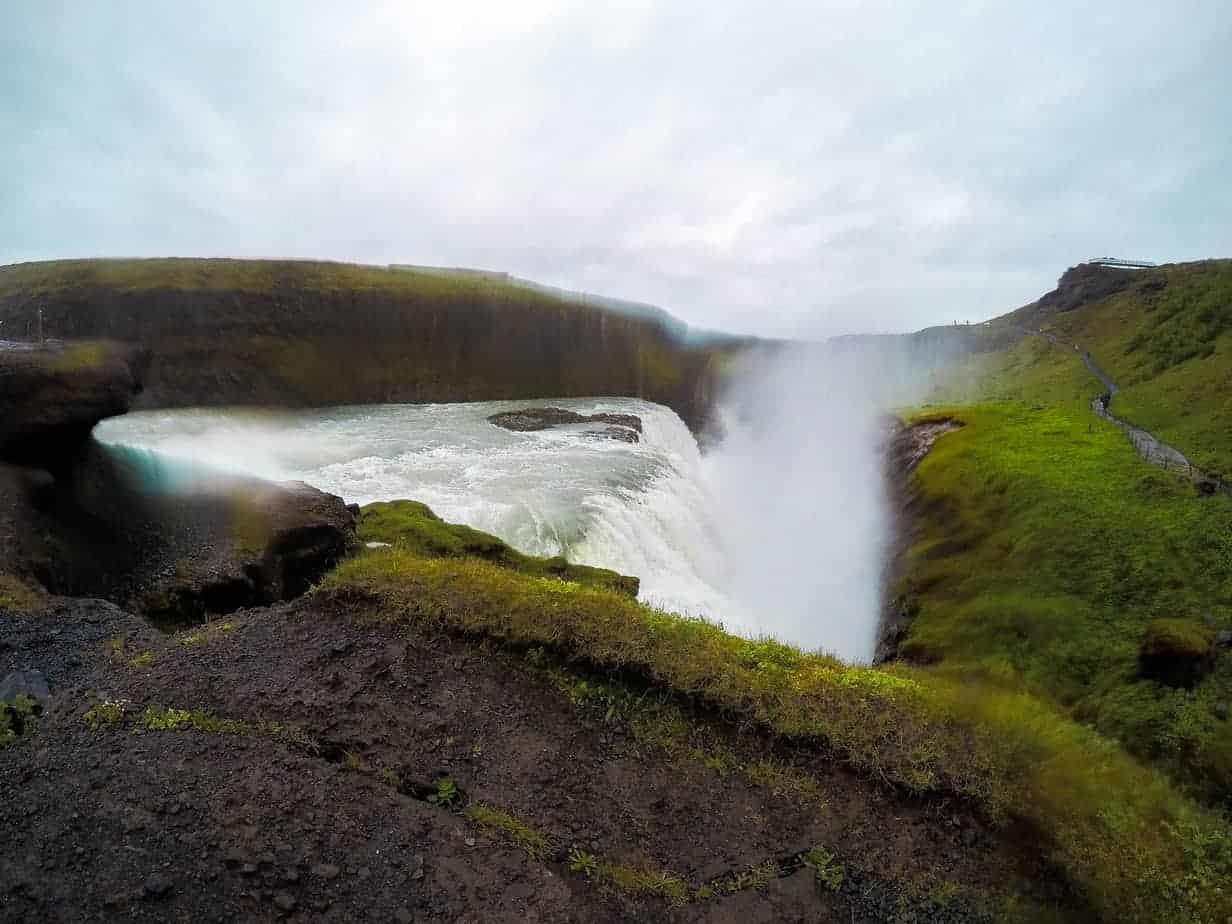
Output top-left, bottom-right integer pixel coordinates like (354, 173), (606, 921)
(0, 259), (752, 432)
(0, 595), (1069, 924)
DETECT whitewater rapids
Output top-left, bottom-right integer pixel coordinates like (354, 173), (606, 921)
(97, 394), (883, 661)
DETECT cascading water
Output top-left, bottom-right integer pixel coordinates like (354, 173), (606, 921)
(97, 399), (734, 622)
(98, 360), (913, 663)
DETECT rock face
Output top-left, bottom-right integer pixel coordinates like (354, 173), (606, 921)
(0, 341), (147, 470)
(1035, 263), (1138, 315)
(126, 475), (359, 625)
(0, 339), (358, 625)
(487, 407), (643, 442)
(0, 259), (750, 435)
(875, 416), (964, 664)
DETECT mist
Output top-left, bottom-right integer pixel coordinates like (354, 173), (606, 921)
(704, 336), (957, 661)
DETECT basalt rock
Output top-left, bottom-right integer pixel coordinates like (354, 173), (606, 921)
(2, 445), (358, 627)
(113, 472), (360, 626)
(487, 407), (642, 442)
(875, 416), (963, 664)
(0, 341), (148, 470)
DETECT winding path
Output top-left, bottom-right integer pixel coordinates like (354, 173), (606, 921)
(1016, 327), (1226, 493)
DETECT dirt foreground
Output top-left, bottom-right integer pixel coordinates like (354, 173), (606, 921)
(0, 592), (1078, 923)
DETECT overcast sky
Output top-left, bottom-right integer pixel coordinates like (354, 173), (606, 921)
(3, 1), (1229, 337)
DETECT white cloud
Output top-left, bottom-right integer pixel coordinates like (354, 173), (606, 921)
(3, 0), (1229, 337)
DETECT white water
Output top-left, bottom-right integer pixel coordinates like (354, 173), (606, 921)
(97, 399), (737, 625)
(98, 369), (907, 662)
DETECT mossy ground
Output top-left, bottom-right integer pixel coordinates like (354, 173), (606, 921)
(1140, 618), (1216, 658)
(358, 500), (638, 595)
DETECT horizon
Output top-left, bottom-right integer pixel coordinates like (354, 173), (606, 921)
(5, 252), (1225, 342)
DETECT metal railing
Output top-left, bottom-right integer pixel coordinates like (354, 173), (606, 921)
(1086, 257), (1158, 269)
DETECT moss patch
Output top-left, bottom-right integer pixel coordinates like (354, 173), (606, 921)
(0, 574), (46, 614)
(1141, 619), (1216, 660)
(358, 500), (638, 595)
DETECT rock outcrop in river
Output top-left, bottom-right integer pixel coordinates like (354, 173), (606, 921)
(487, 407), (643, 442)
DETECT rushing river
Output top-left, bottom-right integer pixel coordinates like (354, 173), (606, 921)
(97, 386), (888, 662)
(97, 399), (733, 619)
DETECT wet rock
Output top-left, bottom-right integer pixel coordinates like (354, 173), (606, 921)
(272, 892), (296, 912)
(592, 425), (639, 443)
(311, 863), (340, 880)
(487, 407), (643, 438)
(141, 875), (173, 899)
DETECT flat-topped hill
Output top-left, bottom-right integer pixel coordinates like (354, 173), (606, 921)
(0, 259), (755, 432)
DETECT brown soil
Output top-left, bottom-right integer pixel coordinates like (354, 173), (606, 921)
(1, 594), (1075, 923)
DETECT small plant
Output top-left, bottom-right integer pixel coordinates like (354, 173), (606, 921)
(720, 861), (776, 894)
(129, 650), (154, 669)
(379, 767), (401, 787)
(343, 751), (364, 771)
(83, 699), (127, 729)
(802, 846), (845, 892)
(428, 776), (459, 808)
(0, 694), (39, 747)
(0, 574), (45, 613)
(568, 848), (599, 877)
(141, 706), (192, 730)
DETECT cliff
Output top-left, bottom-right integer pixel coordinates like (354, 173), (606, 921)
(0, 259), (754, 432)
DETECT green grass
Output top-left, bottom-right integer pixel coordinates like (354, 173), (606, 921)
(0, 258), (552, 301)
(358, 500), (639, 595)
(46, 341), (111, 373)
(463, 802), (555, 861)
(318, 549), (1232, 924)
(992, 260), (1232, 474)
(896, 403), (1232, 798)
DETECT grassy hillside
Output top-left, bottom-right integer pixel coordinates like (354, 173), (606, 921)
(895, 404), (1232, 795)
(895, 260), (1232, 805)
(0, 258), (751, 432)
(997, 260), (1232, 473)
(357, 500), (639, 595)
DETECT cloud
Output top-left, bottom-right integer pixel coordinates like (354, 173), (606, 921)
(3, 0), (1229, 337)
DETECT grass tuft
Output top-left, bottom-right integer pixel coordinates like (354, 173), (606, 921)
(464, 802), (554, 860)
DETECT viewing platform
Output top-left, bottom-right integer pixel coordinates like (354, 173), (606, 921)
(1086, 257), (1158, 269)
